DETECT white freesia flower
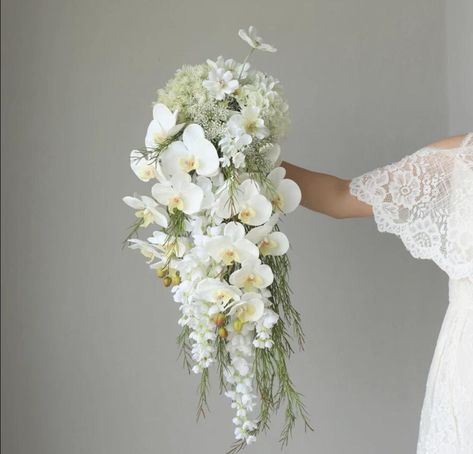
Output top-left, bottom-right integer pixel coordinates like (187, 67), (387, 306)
(228, 106), (268, 140)
(209, 56), (251, 80)
(160, 124), (220, 177)
(202, 59), (239, 100)
(229, 258), (273, 291)
(254, 308), (279, 348)
(122, 194), (169, 228)
(260, 309), (279, 329)
(206, 222), (260, 265)
(216, 179), (272, 226)
(145, 103), (185, 149)
(232, 152), (246, 169)
(173, 246), (211, 284)
(238, 26), (277, 52)
(230, 292), (265, 323)
(267, 167), (302, 214)
(218, 118), (252, 168)
(152, 172), (204, 215)
(246, 215), (289, 256)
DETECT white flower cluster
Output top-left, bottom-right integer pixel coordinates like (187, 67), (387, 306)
(124, 26), (301, 445)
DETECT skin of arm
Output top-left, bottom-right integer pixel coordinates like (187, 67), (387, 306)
(280, 134), (467, 219)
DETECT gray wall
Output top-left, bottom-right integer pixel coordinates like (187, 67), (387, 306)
(1, 1), (468, 453)
(446, 0), (473, 134)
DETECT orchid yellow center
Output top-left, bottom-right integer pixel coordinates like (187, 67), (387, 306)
(136, 209), (153, 227)
(168, 195), (184, 213)
(179, 156), (197, 173)
(214, 290), (232, 304)
(236, 302), (257, 322)
(243, 273), (261, 290)
(243, 118), (258, 135)
(259, 237), (277, 256)
(272, 193), (284, 211)
(138, 166), (156, 180)
(238, 207), (255, 224)
(221, 248), (239, 265)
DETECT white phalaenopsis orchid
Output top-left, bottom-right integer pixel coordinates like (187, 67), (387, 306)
(152, 172), (204, 215)
(230, 292), (265, 323)
(122, 194), (169, 228)
(246, 214), (289, 256)
(216, 179), (272, 226)
(129, 150), (156, 182)
(238, 26), (277, 53)
(229, 257), (274, 291)
(129, 150), (171, 183)
(195, 175), (215, 210)
(160, 124), (220, 177)
(205, 222), (260, 265)
(267, 167), (302, 214)
(127, 239), (161, 264)
(229, 106), (269, 140)
(203, 59), (239, 100)
(145, 103), (185, 149)
(195, 278), (242, 313)
(148, 231), (189, 259)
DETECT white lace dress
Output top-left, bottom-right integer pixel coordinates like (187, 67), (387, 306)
(349, 133), (473, 453)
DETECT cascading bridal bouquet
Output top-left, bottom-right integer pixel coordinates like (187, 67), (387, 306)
(123, 26), (312, 452)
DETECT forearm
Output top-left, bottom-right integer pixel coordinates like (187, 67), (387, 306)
(280, 161), (372, 219)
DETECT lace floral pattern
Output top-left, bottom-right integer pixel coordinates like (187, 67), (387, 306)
(349, 133), (473, 281)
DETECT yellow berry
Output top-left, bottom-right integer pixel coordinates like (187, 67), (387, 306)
(163, 276), (172, 287)
(218, 327), (228, 339)
(214, 313), (226, 327)
(155, 267), (168, 278)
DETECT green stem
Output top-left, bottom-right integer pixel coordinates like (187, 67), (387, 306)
(238, 48), (255, 79)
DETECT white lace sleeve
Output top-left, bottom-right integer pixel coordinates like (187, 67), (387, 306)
(349, 133), (473, 280)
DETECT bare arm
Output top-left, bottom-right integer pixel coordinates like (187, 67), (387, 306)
(280, 162), (372, 218)
(281, 134), (467, 219)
